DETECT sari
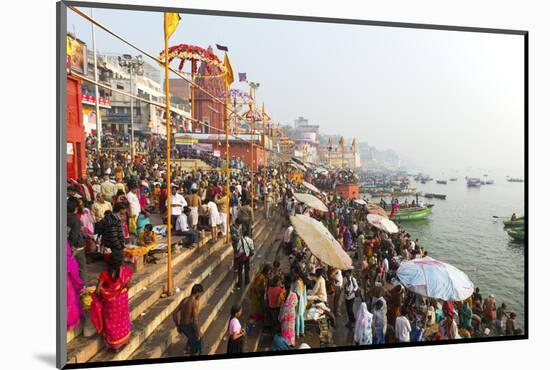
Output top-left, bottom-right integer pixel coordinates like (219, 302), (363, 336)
(292, 279), (307, 337)
(67, 241), (84, 330)
(354, 303), (373, 345)
(279, 292), (298, 346)
(249, 272), (269, 321)
(90, 266), (133, 349)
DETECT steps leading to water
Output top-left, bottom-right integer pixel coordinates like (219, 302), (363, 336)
(66, 206), (280, 364)
(129, 211), (284, 360)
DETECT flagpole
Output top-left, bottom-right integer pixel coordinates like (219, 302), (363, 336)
(262, 103), (267, 212)
(224, 55), (231, 243)
(191, 61), (195, 131)
(164, 19), (173, 296)
(250, 84), (255, 212)
(90, 8), (102, 152)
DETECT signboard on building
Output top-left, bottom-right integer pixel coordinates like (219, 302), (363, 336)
(175, 133), (262, 142)
(192, 143), (213, 152)
(175, 135), (198, 145)
(66, 35), (87, 75)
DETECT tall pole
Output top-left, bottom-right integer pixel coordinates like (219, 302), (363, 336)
(90, 9), (102, 152)
(262, 103), (267, 211)
(224, 60), (231, 243)
(164, 33), (173, 296)
(191, 61), (195, 132)
(250, 85), (255, 211)
(130, 68), (135, 161)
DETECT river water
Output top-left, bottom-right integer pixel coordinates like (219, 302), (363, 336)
(363, 176), (525, 328)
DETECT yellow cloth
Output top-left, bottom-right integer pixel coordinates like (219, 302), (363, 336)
(164, 12), (180, 40)
(223, 53), (234, 88)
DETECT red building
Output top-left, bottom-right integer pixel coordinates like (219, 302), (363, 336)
(66, 75), (86, 180)
(193, 47), (225, 134)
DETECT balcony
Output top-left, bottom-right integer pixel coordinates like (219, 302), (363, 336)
(82, 94), (112, 108)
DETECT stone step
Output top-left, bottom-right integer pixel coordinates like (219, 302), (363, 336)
(88, 243), (234, 364)
(129, 213), (283, 360)
(67, 209), (268, 344)
(210, 223), (285, 355)
(66, 236), (227, 364)
(86, 210), (273, 364)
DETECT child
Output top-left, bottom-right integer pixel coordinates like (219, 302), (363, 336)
(227, 305), (245, 353)
(139, 224), (156, 248)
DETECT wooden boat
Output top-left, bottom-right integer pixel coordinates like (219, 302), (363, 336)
(388, 206), (433, 221)
(424, 193), (446, 200)
(436, 180), (447, 184)
(467, 178), (481, 187)
(502, 214), (524, 228)
(449, 178), (458, 181)
(503, 219), (524, 228)
(507, 178), (524, 183)
(486, 180), (495, 185)
(506, 227), (525, 241)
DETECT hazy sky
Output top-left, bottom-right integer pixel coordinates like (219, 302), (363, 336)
(67, 7), (525, 176)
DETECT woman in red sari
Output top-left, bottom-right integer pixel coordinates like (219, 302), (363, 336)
(91, 257), (133, 351)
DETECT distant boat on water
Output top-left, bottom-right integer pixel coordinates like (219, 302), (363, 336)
(436, 180), (447, 184)
(507, 178), (524, 183)
(424, 193), (447, 200)
(486, 180), (495, 185)
(449, 178), (458, 181)
(467, 178), (481, 187)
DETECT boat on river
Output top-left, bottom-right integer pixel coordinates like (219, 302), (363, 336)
(503, 214), (524, 228)
(424, 193), (447, 200)
(388, 205), (433, 221)
(467, 178), (481, 187)
(506, 227), (525, 241)
(436, 180), (447, 184)
(449, 178), (458, 181)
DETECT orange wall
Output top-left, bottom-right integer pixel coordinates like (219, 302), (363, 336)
(210, 141), (267, 172)
(335, 183), (359, 200)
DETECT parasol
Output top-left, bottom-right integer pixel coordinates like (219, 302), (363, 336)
(353, 198), (367, 205)
(290, 214), (353, 270)
(302, 181), (321, 194)
(367, 213), (398, 234)
(396, 257), (474, 301)
(294, 193), (329, 212)
(366, 203), (388, 218)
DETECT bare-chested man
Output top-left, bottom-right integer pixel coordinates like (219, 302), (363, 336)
(173, 284), (204, 355)
(186, 188), (202, 229)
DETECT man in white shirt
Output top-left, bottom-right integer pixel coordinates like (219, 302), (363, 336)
(343, 269), (359, 327)
(283, 225), (294, 253)
(395, 309), (412, 342)
(168, 186), (187, 233)
(175, 207), (199, 248)
(126, 185), (141, 236)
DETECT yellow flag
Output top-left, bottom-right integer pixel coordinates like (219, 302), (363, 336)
(164, 12), (180, 40)
(224, 53), (234, 88)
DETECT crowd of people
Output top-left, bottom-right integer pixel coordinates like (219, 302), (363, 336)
(65, 141), (521, 356)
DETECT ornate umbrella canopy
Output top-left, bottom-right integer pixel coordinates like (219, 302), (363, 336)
(302, 181), (321, 194)
(160, 44), (226, 77)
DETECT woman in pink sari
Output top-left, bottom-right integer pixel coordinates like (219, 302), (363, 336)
(67, 241), (84, 330)
(91, 257), (133, 351)
(278, 291), (298, 346)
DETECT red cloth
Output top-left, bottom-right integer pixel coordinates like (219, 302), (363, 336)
(267, 286), (285, 308)
(91, 266), (133, 349)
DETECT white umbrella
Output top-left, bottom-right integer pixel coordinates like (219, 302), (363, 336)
(353, 198), (367, 205)
(302, 180), (321, 194)
(397, 257), (474, 301)
(290, 214), (353, 270)
(367, 213), (399, 234)
(294, 193), (329, 212)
